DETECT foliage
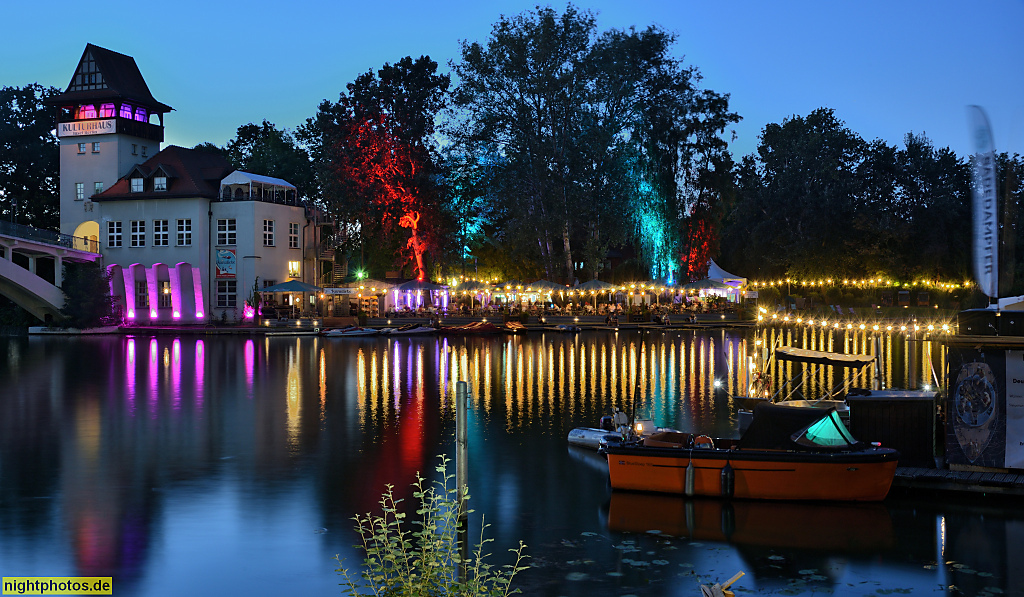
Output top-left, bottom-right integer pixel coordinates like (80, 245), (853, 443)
(0, 84), (61, 230)
(223, 120), (319, 204)
(59, 262), (113, 328)
(245, 276), (261, 314)
(336, 455), (528, 597)
(300, 56), (450, 278)
(448, 5), (739, 282)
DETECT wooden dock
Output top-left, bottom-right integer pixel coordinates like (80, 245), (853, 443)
(892, 466), (1024, 497)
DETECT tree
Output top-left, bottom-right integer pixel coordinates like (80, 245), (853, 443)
(0, 84), (60, 230)
(449, 5), (739, 282)
(59, 262), (113, 328)
(223, 120), (318, 203)
(301, 56), (450, 279)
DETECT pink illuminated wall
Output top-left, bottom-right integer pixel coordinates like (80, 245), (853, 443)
(145, 267), (160, 320)
(192, 267), (205, 319)
(123, 266), (138, 320)
(168, 266), (183, 320)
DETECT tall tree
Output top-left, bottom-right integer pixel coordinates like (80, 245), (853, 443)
(449, 5), (738, 282)
(0, 84), (60, 230)
(300, 56), (450, 279)
(223, 120), (318, 203)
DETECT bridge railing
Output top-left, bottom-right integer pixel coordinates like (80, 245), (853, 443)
(0, 220), (99, 253)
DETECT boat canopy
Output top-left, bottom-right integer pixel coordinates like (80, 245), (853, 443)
(739, 403), (860, 451)
(774, 347), (875, 368)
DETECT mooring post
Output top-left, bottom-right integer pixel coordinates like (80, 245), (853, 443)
(908, 323), (918, 390)
(455, 380), (470, 578)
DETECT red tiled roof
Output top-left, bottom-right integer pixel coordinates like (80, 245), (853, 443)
(94, 146), (233, 201)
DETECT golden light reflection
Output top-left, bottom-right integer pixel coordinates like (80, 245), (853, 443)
(286, 343), (301, 448)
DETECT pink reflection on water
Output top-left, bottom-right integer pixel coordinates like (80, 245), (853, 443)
(171, 339), (181, 410)
(126, 338), (136, 414)
(194, 340), (205, 412)
(244, 339), (255, 393)
(148, 339), (158, 417)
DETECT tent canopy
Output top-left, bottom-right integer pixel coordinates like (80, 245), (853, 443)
(261, 280), (321, 293)
(526, 279), (568, 292)
(395, 279), (444, 292)
(682, 278), (732, 291)
(220, 170), (296, 190)
(454, 280), (489, 292)
(575, 279), (618, 291)
(707, 259), (746, 287)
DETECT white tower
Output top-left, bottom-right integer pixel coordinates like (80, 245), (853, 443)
(47, 44), (172, 245)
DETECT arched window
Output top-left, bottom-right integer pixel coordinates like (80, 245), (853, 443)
(134, 107), (148, 122)
(76, 104), (97, 119)
(120, 103), (133, 119)
(222, 186), (232, 200)
(234, 187), (245, 199)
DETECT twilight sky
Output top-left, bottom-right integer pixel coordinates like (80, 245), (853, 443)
(5, 0), (1023, 160)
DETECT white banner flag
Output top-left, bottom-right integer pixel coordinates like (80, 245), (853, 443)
(969, 105), (998, 298)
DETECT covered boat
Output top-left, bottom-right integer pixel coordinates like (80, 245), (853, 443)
(604, 402), (899, 501)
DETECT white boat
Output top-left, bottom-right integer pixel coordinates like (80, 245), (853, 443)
(323, 327), (379, 337)
(387, 325), (437, 336)
(567, 410), (675, 450)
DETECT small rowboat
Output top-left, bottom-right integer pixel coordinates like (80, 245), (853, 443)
(604, 402), (899, 501)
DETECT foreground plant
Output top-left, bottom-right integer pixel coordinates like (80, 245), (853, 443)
(336, 455), (528, 596)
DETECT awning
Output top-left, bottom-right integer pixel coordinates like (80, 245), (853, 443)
(774, 347), (875, 368)
(261, 280), (321, 293)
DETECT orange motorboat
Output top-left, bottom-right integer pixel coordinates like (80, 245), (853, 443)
(604, 402), (899, 501)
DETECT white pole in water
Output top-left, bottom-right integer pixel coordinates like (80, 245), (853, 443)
(455, 380), (470, 578)
(455, 381), (469, 505)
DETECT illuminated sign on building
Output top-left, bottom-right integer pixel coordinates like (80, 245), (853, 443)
(58, 119), (116, 137)
(216, 249), (236, 278)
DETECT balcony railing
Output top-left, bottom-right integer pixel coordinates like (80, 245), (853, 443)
(0, 220), (99, 253)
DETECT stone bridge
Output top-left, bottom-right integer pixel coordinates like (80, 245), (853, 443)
(0, 221), (102, 322)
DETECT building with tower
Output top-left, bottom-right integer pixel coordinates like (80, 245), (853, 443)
(47, 44), (327, 323)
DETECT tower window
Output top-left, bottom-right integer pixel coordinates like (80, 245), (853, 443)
(75, 183), (84, 201)
(94, 182), (103, 195)
(135, 107), (147, 122)
(131, 177), (143, 193)
(120, 104), (133, 119)
(99, 103), (115, 118)
(92, 142), (100, 153)
(76, 104), (97, 119)
(77, 143), (86, 154)
(154, 176), (166, 191)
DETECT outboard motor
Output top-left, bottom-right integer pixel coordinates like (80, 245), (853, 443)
(599, 415), (614, 431)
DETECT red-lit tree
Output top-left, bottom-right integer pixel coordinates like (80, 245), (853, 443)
(336, 112), (430, 280)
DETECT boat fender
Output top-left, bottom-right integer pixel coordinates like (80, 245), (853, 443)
(720, 462), (735, 498)
(684, 456), (696, 497)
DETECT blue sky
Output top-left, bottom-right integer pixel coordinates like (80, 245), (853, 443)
(5, 0), (1023, 160)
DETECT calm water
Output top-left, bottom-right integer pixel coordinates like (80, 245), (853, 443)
(0, 330), (1020, 597)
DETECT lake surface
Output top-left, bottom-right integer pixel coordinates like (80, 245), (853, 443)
(0, 330), (1020, 596)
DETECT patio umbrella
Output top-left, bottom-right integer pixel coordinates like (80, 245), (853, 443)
(454, 280), (489, 309)
(574, 278), (618, 309)
(261, 280), (322, 293)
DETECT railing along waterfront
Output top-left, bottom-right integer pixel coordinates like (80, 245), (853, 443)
(0, 220), (99, 253)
